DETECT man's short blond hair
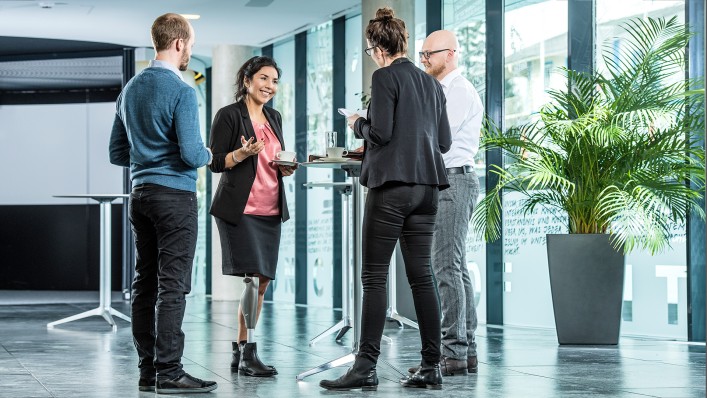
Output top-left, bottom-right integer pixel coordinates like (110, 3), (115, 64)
(151, 13), (191, 52)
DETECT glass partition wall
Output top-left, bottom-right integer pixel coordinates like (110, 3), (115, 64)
(306, 21), (335, 308)
(499, 0), (569, 329)
(596, 0), (687, 339)
(442, 0), (488, 324)
(272, 39), (297, 303)
(345, 15), (364, 150)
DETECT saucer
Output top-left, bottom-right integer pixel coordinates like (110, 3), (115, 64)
(273, 159), (298, 166)
(314, 157), (350, 162)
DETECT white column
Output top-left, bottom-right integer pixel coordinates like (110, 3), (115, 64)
(210, 45), (259, 301)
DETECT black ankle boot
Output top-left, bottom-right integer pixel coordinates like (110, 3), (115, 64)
(230, 342), (241, 369)
(232, 341), (277, 374)
(400, 359), (443, 389)
(238, 342), (277, 377)
(319, 357), (378, 391)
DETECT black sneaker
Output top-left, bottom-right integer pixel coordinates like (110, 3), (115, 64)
(155, 373), (217, 394)
(138, 377), (155, 392)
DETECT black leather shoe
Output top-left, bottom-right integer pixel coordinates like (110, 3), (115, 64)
(440, 356), (468, 376)
(400, 361), (443, 390)
(155, 373), (218, 394)
(138, 377), (155, 392)
(468, 355), (478, 373)
(410, 356), (476, 376)
(239, 342), (277, 377)
(320, 357), (378, 391)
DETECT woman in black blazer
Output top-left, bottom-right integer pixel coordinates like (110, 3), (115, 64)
(320, 7), (452, 392)
(209, 56), (295, 377)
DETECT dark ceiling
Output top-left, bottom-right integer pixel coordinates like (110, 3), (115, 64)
(0, 36), (127, 93)
(0, 36), (127, 61)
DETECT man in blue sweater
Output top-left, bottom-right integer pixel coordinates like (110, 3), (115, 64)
(109, 13), (216, 394)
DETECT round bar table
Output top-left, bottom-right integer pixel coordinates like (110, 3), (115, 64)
(296, 160), (403, 381)
(47, 194), (132, 331)
(296, 160), (362, 380)
(303, 181), (354, 346)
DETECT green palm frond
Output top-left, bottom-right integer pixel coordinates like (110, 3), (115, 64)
(472, 16), (705, 255)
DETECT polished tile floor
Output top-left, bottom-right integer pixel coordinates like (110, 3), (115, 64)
(0, 297), (704, 398)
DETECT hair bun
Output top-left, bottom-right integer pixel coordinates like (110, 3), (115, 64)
(375, 7), (395, 20)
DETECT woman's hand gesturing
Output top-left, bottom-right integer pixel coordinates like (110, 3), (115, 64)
(240, 136), (265, 156)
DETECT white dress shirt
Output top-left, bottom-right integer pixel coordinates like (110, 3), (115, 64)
(439, 68), (484, 168)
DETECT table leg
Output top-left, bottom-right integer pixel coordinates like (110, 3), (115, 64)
(309, 191), (353, 346)
(47, 198), (130, 330)
(297, 178), (363, 380)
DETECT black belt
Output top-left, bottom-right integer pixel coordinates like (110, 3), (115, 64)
(446, 165), (473, 175)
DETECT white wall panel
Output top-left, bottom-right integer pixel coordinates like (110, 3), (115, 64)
(87, 102), (123, 196)
(0, 102), (119, 205)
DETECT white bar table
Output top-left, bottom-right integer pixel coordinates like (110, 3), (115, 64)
(48, 194), (132, 331)
(296, 160), (362, 380)
(302, 181), (354, 346)
(296, 160), (402, 381)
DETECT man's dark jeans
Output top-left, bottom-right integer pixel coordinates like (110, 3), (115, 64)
(129, 184), (197, 380)
(358, 182), (442, 364)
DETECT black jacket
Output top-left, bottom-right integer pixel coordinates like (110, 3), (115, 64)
(209, 101), (290, 225)
(354, 57), (452, 189)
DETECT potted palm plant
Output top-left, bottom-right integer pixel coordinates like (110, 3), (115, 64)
(472, 17), (705, 344)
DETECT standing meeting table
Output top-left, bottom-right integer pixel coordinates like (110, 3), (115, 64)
(296, 160), (363, 380)
(47, 194), (131, 331)
(296, 160), (403, 381)
(302, 181), (354, 346)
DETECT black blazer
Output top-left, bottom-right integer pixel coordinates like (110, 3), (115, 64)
(354, 57), (452, 189)
(209, 101), (290, 225)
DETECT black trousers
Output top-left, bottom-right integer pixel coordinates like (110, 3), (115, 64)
(358, 183), (442, 364)
(129, 184), (197, 380)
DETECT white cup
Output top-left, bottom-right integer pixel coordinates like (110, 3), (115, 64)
(276, 150), (296, 162)
(326, 147), (348, 159)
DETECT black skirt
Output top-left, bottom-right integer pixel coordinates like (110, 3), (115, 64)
(215, 214), (281, 280)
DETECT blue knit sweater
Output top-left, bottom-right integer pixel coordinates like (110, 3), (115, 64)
(109, 66), (210, 192)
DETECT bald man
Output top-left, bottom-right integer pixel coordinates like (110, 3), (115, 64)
(413, 30), (483, 376)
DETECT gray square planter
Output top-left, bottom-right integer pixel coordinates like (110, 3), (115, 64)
(547, 234), (625, 345)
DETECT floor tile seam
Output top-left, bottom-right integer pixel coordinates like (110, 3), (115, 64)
(275, 340), (358, 359)
(196, 317), (239, 332)
(620, 355), (704, 368)
(2, 347), (56, 397)
(502, 367), (663, 397)
(179, 355), (234, 385)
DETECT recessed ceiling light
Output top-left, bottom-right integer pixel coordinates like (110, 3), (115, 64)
(181, 14), (201, 20)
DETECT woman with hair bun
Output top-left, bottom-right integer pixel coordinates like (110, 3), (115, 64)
(320, 6), (451, 391)
(209, 55), (296, 377)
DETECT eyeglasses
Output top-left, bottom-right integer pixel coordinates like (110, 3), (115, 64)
(364, 46), (377, 56)
(418, 49), (456, 60)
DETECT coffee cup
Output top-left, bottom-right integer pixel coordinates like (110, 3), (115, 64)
(326, 147), (348, 159)
(276, 150), (296, 162)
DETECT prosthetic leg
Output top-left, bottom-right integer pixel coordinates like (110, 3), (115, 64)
(234, 275), (277, 377)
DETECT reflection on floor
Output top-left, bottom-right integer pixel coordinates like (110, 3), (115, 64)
(0, 297), (704, 398)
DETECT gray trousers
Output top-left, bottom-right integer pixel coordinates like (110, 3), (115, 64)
(431, 171), (480, 359)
